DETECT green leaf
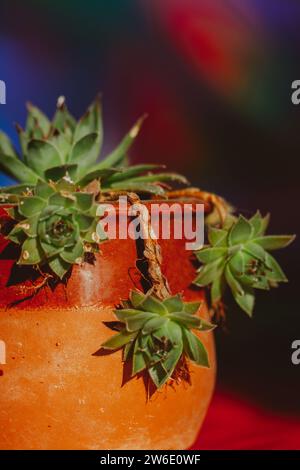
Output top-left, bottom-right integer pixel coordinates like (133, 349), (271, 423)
(48, 256), (71, 279)
(244, 241), (266, 263)
(132, 337), (147, 375)
(120, 172), (188, 185)
(234, 287), (255, 316)
(73, 192), (94, 211)
(195, 247), (227, 263)
(115, 308), (146, 322)
(35, 180), (55, 199)
(76, 168), (118, 188)
(0, 131), (17, 157)
(17, 214), (39, 237)
(95, 115), (146, 169)
(194, 258), (225, 287)
(228, 215), (253, 245)
(27, 140), (63, 176)
(52, 98), (76, 134)
(19, 196), (46, 217)
(44, 164), (78, 183)
(265, 253), (288, 283)
(148, 362), (169, 389)
(183, 329), (209, 367)
(73, 96), (102, 147)
(229, 251), (245, 275)
(18, 238), (43, 265)
(106, 164), (163, 183)
(142, 316), (168, 335)
(225, 264), (244, 297)
(161, 342), (183, 376)
(7, 225), (26, 244)
(211, 275), (226, 304)
(137, 293), (168, 315)
(60, 240), (84, 263)
(170, 312), (201, 329)
(0, 153), (40, 184)
(253, 235), (295, 251)
(183, 301), (201, 315)
(163, 294), (184, 313)
(106, 181), (165, 196)
(130, 290), (147, 308)
(74, 213), (94, 231)
(49, 192), (75, 208)
(70, 132), (100, 169)
(101, 331), (136, 350)
(26, 102), (51, 137)
(126, 312), (157, 332)
(208, 227), (228, 247)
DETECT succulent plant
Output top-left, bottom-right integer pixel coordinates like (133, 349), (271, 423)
(194, 212), (295, 315)
(4, 179), (104, 279)
(101, 289), (215, 388)
(0, 96), (187, 197)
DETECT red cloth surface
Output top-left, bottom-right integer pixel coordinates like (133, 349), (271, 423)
(192, 390), (300, 450)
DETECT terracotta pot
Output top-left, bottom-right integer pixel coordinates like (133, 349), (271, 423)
(0, 201), (216, 450)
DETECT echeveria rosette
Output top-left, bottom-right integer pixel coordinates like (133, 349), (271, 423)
(101, 290), (215, 389)
(194, 212), (295, 316)
(5, 180), (104, 279)
(0, 96), (188, 198)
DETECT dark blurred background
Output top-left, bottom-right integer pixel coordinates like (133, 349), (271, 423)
(1, 0), (300, 431)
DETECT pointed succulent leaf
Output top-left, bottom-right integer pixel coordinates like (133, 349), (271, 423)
(211, 275), (226, 304)
(195, 247), (227, 263)
(253, 235), (295, 251)
(183, 301), (201, 315)
(106, 181), (165, 196)
(142, 316), (168, 335)
(208, 227), (228, 247)
(194, 258), (225, 287)
(72, 192), (94, 211)
(26, 103), (51, 137)
(114, 308), (145, 322)
(183, 329), (209, 367)
(48, 256), (71, 279)
(233, 287), (255, 316)
(35, 180), (55, 199)
(26, 140), (63, 176)
(160, 342), (183, 378)
(228, 215), (253, 246)
(225, 264), (244, 297)
(44, 164), (78, 183)
(70, 132), (100, 169)
(60, 240), (84, 263)
(137, 293), (168, 315)
(101, 331), (137, 350)
(76, 168), (119, 188)
(106, 164), (164, 183)
(95, 115), (146, 170)
(52, 97), (76, 134)
(19, 196), (46, 217)
(162, 294), (184, 313)
(244, 241), (266, 263)
(0, 154), (40, 184)
(121, 172), (188, 185)
(170, 312), (201, 329)
(148, 362), (169, 389)
(18, 237), (43, 265)
(265, 253), (288, 283)
(125, 312), (157, 332)
(0, 131), (17, 157)
(73, 97), (102, 145)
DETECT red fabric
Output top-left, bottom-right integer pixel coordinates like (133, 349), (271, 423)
(192, 390), (300, 450)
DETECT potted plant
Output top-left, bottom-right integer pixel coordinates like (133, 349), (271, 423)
(0, 97), (294, 450)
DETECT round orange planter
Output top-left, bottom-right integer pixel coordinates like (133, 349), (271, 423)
(0, 203), (216, 450)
